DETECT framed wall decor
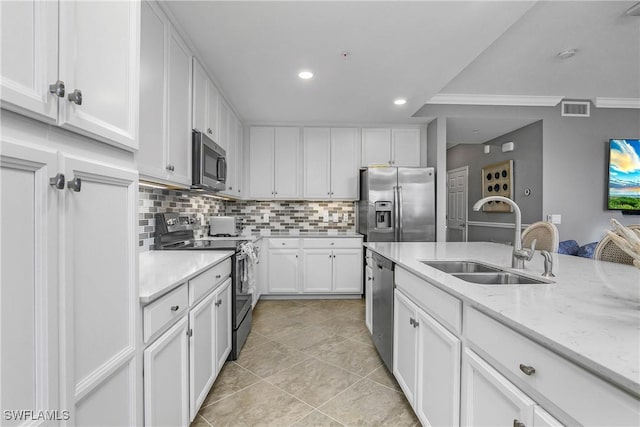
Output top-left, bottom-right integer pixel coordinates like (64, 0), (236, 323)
(481, 160), (514, 212)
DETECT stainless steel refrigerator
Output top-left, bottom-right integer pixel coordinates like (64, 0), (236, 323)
(357, 167), (435, 242)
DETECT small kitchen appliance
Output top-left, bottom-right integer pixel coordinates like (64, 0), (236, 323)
(209, 216), (242, 237)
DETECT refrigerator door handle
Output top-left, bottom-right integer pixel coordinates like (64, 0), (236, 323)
(393, 186), (399, 241)
(398, 186), (404, 241)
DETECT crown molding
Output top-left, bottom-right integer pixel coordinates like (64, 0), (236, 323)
(426, 93), (564, 107)
(594, 97), (640, 109)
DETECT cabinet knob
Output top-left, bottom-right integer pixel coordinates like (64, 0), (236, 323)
(229, 186), (233, 190)
(519, 364), (536, 376)
(49, 80), (65, 97)
(215, 299), (222, 307)
(409, 317), (415, 326)
(68, 89), (82, 105)
(49, 173), (65, 190)
(513, 419), (526, 427)
(67, 177), (81, 192)
(367, 277), (372, 281)
(215, 274), (221, 279)
(170, 305), (179, 311)
(207, 128), (212, 134)
(413, 320), (419, 328)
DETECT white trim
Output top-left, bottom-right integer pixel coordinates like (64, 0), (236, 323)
(426, 93), (563, 107)
(594, 97), (640, 109)
(467, 221), (530, 230)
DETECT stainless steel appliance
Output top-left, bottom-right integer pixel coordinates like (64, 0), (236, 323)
(192, 130), (226, 192)
(155, 212), (251, 360)
(209, 216), (242, 237)
(371, 252), (394, 371)
(357, 167), (435, 242)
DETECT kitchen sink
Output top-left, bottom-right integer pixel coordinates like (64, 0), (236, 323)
(421, 260), (501, 274)
(452, 272), (549, 285)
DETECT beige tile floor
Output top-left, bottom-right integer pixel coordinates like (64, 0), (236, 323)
(192, 299), (419, 427)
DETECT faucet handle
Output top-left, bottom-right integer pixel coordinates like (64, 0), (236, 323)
(540, 250), (555, 278)
(515, 238), (536, 261)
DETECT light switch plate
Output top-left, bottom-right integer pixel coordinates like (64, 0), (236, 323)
(262, 213), (270, 223)
(332, 213), (339, 222)
(323, 211), (329, 222)
(546, 214), (562, 224)
(343, 213), (349, 222)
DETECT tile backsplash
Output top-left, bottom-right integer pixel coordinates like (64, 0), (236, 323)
(139, 188), (356, 251)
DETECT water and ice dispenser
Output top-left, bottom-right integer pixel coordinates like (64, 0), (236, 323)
(375, 201), (392, 229)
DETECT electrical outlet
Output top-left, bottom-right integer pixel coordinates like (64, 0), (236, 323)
(343, 213), (349, 223)
(332, 213), (339, 222)
(262, 213), (270, 223)
(323, 211), (329, 222)
(546, 214), (562, 224)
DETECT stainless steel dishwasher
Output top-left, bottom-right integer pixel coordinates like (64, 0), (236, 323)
(371, 252), (394, 371)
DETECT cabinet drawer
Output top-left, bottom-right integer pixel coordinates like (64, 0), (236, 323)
(189, 259), (231, 305)
(303, 238), (362, 249)
(269, 238), (300, 248)
(143, 285), (189, 343)
(464, 306), (639, 426)
(395, 267), (461, 334)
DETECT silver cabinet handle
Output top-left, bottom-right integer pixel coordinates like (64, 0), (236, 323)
(67, 177), (81, 192)
(49, 80), (65, 97)
(367, 277), (372, 281)
(215, 274), (221, 279)
(68, 89), (82, 105)
(49, 173), (65, 189)
(207, 128), (212, 134)
(166, 164), (175, 171)
(519, 364), (535, 376)
(215, 299), (222, 307)
(409, 317), (415, 326)
(229, 186), (233, 190)
(413, 320), (419, 328)
(170, 305), (179, 311)
(513, 419), (526, 427)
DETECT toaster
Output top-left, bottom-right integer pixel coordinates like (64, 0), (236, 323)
(209, 216), (242, 236)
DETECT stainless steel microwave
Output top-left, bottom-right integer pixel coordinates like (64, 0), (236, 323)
(192, 130), (226, 192)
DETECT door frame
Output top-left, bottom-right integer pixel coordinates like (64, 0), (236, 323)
(446, 166), (468, 242)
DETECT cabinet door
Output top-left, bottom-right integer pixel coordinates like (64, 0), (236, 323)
(0, 0), (58, 122)
(143, 317), (189, 427)
(167, 27), (192, 185)
(207, 79), (219, 142)
(361, 128), (391, 166)
(365, 265), (373, 333)
(534, 406), (564, 427)
(392, 128), (421, 167)
(415, 307), (461, 427)
(393, 290), (418, 405)
(332, 249), (363, 293)
(302, 249), (333, 293)
(62, 155), (140, 425)
(58, 1), (140, 150)
(1, 140), (59, 422)
(219, 97), (229, 151)
(235, 120), (244, 197)
(274, 127), (300, 199)
(215, 278), (232, 372)
(268, 250), (299, 293)
(303, 127), (331, 198)
(138, 0), (167, 179)
(189, 292), (217, 421)
(330, 128), (359, 199)
(192, 58), (207, 134)
(249, 127), (275, 198)
(461, 348), (535, 427)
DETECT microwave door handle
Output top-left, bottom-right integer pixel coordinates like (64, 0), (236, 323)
(217, 157), (227, 182)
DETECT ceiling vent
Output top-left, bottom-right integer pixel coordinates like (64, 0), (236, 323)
(561, 100), (591, 117)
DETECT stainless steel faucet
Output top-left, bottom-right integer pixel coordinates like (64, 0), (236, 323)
(540, 251), (555, 278)
(472, 196), (535, 269)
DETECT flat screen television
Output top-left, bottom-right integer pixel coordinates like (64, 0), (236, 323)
(608, 138), (640, 213)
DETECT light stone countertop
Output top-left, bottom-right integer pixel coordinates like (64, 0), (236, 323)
(140, 250), (234, 304)
(257, 233), (363, 238)
(364, 241), (640, 396)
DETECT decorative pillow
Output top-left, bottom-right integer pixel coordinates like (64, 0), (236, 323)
(558, 240), (579, 256)
(576, 242), (598, 258)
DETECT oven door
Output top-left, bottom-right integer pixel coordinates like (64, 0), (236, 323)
(233, 252), (252, 329)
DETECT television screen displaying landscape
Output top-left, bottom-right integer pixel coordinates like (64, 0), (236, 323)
(609, 139), (640, 211)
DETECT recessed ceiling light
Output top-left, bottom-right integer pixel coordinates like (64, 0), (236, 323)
(298, 71), (313, 80)
(394, 98), (407, 105)
(557, 49), (577, 59)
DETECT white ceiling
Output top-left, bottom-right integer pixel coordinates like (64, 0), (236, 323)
(165, 1), (536, 125)
(446, 117), (540, 148)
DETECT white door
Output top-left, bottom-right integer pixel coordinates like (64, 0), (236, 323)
(215, 279), (232, 372)
(1, 140), (60, 424)
(393, 290), (418, 406)
(302, 249), (333, 293)
(362, 128), (391, 166)
(332, 249), (363, 293)
(415, 308), (461, 427)
(461, 348), (535, 427)
(303, 127), (331, 198)
(365, 265), (373, 333)
(206, 79), (219, 142)
(330, 128), (359, 199)
(166, 27), (192, 185)
(447, 166), (468, 242)
(192, 58), (207, 134)
(61, 154), (140, 425)
(268, 250), (299, 293)
(249, 127), (275, 198)
(137, 0), (167, 179)
(392, 128), (421, 167)
(0, 0), (58, 122)
(274, 127), (300, 199)
(58, 1), (140, 150)
(189, 292), (217, 421)
(143, 317), (190, 427)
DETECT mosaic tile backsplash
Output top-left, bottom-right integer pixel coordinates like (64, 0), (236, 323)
(139, 188), (356, 251)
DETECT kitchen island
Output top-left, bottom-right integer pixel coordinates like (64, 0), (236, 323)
(365, 241), (640, 426)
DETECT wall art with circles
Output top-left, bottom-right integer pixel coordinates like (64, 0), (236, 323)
(481, 160), (514, 212)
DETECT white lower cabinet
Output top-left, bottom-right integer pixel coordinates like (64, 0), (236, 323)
(143, 317), (190, 427)
(268, 249), (300, 293)
(364, 264), (373, 333)
(332, 249), (362, 293)
(394, 289), (460, 427)
(189, 292), (217, 421)
(214, 279), (232, 372)
(302, 249), (333, 293)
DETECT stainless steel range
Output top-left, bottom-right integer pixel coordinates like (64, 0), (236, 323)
(154, 212), (252, 360)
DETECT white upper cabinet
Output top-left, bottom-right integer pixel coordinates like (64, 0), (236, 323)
(138, 1), (191, 185)
(1, 0), (140, 151)
(274, 127), (300, 198)
(362, 127), (421, 167)
(249, 126), (300, 199)
(303, 128), (331, 198)
(192, 58), (219, 142)
(248, 127), (275, 198)
(330, 128), (360, 198)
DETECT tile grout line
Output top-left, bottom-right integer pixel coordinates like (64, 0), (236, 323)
(195, 414), (213, 427)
